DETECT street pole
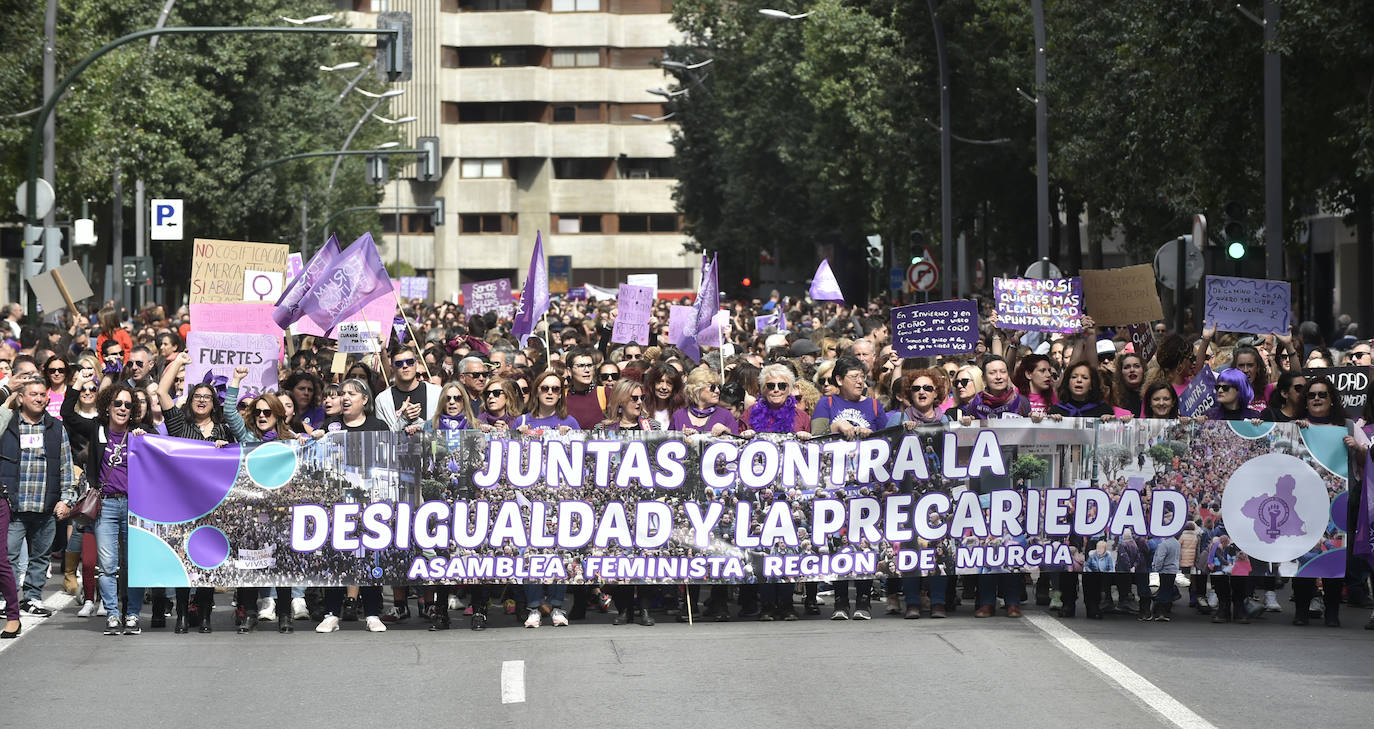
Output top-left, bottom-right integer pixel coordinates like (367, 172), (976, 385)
(112, 166), (123, 313)
(1263, 0), (1282, 281)
(927, 0), (953, 300)
(134, 178), (145, 313)
(1032, 0), (1050, 279)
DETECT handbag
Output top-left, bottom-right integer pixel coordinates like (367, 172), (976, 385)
(70, 473), (102, 527)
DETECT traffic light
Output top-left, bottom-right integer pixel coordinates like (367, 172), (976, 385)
(365, 154), (388, 184)
(741, 277), (752, 288)
(21, 226), (43, 279)
(431, 197), (445, 227)
(416, 136), (440, 181)
(866, 234), (884, 269)
(908, 230), (926, 264)
(376, 11), (413, 82)
(42, 226), (63, 270)
(1222, 201), (1247, 261)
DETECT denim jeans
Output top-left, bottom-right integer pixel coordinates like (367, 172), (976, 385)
(7, 510), (56, 603)
(977, 573), (1022, 608)
(900, 573), (949, 606)
(525, 584), (567, 608)
(95, 496), (144, 618)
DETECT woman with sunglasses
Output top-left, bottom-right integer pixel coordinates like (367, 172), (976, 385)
(42, 356), (69, 419)
(223, 366), (301, 635)
(315, 378), (390, 634)
(597, 362), (621, 388)
(62, 380), (147, 635)
(474, 378), (519, 432)
(642, 364), (685, 431)
(416, 381), (485, 631)
(670, 368), (736, 436)
(1258, 371), (1306, 422)
(514, 371), (579, 434)
(1202, 369), (1261, 421)
(1290, 375), (1350, 627)
(155, 353), (236, 632)
(740, 364), (811, 439)
(596, 379), (660, 626)
(898, 368), (951, 427)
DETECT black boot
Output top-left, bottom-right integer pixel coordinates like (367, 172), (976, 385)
(196, 590), (214, 633)
(151, 593), (168, 629)
(430, 587), (451, 631)
(174, 598), (188, 634)
(277, 588), (293, 633)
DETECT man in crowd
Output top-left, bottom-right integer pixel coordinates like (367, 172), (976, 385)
(377, 344), (441, 430)
(456, 355), (490, 416)
(565, 348), (606, 429)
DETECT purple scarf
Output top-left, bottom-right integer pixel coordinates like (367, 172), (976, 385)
(439, 414), (466, 430)
(748, 396), (799, 434)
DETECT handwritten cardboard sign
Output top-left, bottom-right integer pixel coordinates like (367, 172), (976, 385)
(190, 238), (288, 304)
(993, 277), (1083, 333)
(337, 321), (383, 354)
(1179, 365), (1217, 417)
(1304, 366), (1369, 420)
(1124, 322), (1161, 365)
(611, 284), (654, 345)
(1204, 275), (1291, 334)
(1081, 265), (1163, 326)
(891, 300), (980, 357)
(461, 278), (514, 318)
(184, 331), (281, 400)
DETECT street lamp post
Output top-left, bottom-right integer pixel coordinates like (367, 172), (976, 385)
(326, 88), (407, 194)
(926, 0), (954, 300)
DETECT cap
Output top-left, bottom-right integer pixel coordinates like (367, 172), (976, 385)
(789, 339), (820, 357)
(1096, 339), (1116, 355)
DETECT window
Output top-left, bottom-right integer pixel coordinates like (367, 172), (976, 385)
(551, 49), (601, 68)
(552, 0), (600, 11)
(457, 47), (536, 67)
(612, 103), (667, 122)
(445, 102), (545, 123)
(609, 0), (673, 13)
(555, 214), (603, 234)
(575, 268), (689, 289)
(609, 48), (663, 69)
(458, 0), (537, 10)
(554, 158), (612, 179)
(461, 159), (506, 178)
(441, 46), (459, 68)
(380, 214), (434, 235)
(460, 214), (517, 234)
(617, 214), (680, 233)
(550, 103), (603, 123)
(617, 157), (674, 178)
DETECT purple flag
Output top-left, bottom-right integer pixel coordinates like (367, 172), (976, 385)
(273, 233), (341, 329)
(511, 232), (549, 347)
(680, 253), (719, 362)
(809, 259), (844, 302)
(299, 233), (394, 333)
(1358, 450), (1374, 567)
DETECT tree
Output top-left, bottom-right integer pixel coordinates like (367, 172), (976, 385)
(1095, 442), (1131, 480)
(1146, 443), (1175, 472)
(1011, 453), (1049, 482)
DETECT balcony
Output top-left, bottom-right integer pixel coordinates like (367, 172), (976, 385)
(443, 122), (672, 159)
(445, 67), (667, 103)
(549, 179), (675, 212)
(443, 11), (679, 49)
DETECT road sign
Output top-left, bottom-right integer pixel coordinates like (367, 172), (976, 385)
(151, 199), (184, 240)
(889, 268), (904, 292)
(1023, 260), (1063, 279)
(14, 179), (55, 219)
(908, 259), (939, 293)
(974, 258), (986, 288)
(1154, 236), (1203, 290)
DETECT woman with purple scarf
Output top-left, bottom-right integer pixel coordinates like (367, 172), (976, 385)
(960, 356), (1031, 421)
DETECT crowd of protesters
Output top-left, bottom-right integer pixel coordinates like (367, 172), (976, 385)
(2, 285), (1372, 640)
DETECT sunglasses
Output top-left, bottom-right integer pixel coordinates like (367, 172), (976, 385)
(539, 384), (562, 394)
(80, 385), (98, 394)
(1306, 390), (1330, 400)
(763, 382), (789, 392)
(910, 384), (937, 393)
(1352, 351), (1372, 360)
(1215, 384), (1234, 392)
(1097, 353), (1116, 362)
(629, 394), (644, 402)
(625, 353), (643, 360)
(518, 385), (530, 395)
(954, 378), (973, 388)
(254, 408), (275, 417)
(600, 372), (620, 382)
(463, 371), (489, 379)
(111, 400), (133, 410)
(393, 358), (416, 369)
(445, 394), (464, 402)
(707, 384), (720, 392)
(46, 365), (66, 373)
(484, 390), (505, 398)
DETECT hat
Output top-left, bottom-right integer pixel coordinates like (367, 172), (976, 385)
(789, 339), (820, 357)
(765, 333), (789, 351)
(1096, 339), (1116, 355)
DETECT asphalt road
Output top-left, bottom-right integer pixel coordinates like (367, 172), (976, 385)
(2, 588), (1370, 728)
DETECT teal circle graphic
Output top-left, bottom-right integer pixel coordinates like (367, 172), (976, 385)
(129, 526), (191, 587)
(244, 440), (298, 489)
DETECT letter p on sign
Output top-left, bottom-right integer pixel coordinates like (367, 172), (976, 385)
(151, 199), (183, 240)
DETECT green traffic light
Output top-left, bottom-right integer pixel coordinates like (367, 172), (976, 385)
(1227, 241), (1246, 260)
(911, 256), (923, 264)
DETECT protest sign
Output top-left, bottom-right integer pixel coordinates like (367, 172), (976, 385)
(1124, 322), (1160, 364)
(461, 278), (514, 318)
(129, 418), (1350, 587)
(1204, 275), (1291, 334)
(190, 238), (288, 304)
(400, 276), (429, 300)
(1179, 365), (1217, 417)
(626, 273), (658, 296)
(568, 286), (587, 301)
(890, 300), (980, 357)
(26, 261), (94, 313)
(548, 255), (571, 294)
(183, 331), (281, 400)
(1081, 265), (1163, 325)
(337, 321), (383, 354)
(286, 252), (304, 282)
(611, 283), (654, 344)
(1305, 366), (1369, 420)
(242, 269), (284, 303)
(993, 277), (1083, 333)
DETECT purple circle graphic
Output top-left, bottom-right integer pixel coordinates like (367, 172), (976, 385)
(185, 526), (230, 569)
(130, 437), (241, 523)
(1330, 492), (1349, 532)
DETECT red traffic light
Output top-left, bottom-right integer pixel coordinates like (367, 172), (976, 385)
(741, 277), (752, 287)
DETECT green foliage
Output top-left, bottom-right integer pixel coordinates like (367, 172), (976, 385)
(0, 0), (400, 304)
(1095, 442), (1131, 479)
(386, 260), (416, 278)
(1146, 443), (1175, 469)
(1010, 453), (1048, 482)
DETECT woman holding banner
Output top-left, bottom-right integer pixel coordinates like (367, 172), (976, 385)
(514, 371), (578, 434)
(155, 353), (235, 633)
(670, 368), (737, 436)
(1291, 375), (1349, 627)
(314, 378), (389, 634)
(959, 356), (1030, 422)
(1112, 352), (1146, 417)
(1011, 355), (1057, 418)
(596, 378), (661, 626)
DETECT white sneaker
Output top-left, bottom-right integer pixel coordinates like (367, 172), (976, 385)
(315, 614), (341, 633)
(551, 608), (569, 627)
(524, 609), (542, 628)
(1263, 590), (1281, 612)
(365, 615), (387, 632)
(291, 597), (309, 620)
(257, 597), (276, 621)
(96, 603), (107, 616)
(77, 600), (96, 617)
(1206, 591), (1218, 609)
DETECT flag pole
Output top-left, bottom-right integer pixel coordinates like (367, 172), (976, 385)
(541, 307), (551, 364)
(366, 319), (391, 389)
(391, 289), (431, 380)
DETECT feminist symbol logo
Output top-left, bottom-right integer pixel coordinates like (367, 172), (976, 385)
(1240, 474), (1305, 545)
(1257, 495), (1291, 539)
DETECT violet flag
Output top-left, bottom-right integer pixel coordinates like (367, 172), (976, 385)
(299, 232), (394, 333)
(1358, 451), (1374, 568)
(273, 233), (341, 329)
(680, 253), (719, 362)
(809, 259), (845, 302)
(511, 232), (549, 346)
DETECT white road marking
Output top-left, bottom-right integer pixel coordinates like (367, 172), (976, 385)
(501, 660), (526, 704)
(0, 592), (76, 654)
(1025, 613), (1218, 729)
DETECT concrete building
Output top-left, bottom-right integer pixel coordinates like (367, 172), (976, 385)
(336, 0), (701, 302)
